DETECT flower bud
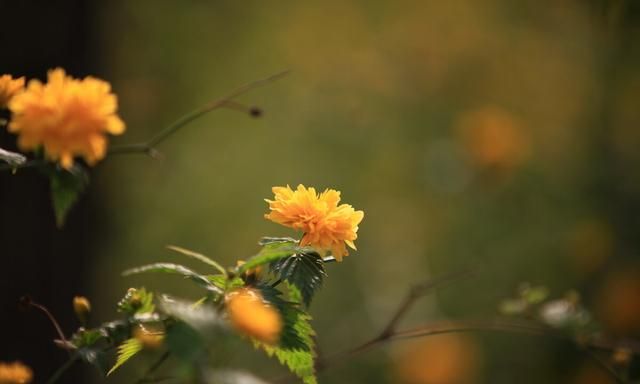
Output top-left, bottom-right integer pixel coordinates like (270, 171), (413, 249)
(73, 296), (91, 325)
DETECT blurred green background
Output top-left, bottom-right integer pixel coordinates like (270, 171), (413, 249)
(84, 1), (640, 383)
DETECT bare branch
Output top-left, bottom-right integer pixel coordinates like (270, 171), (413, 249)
(109, 70), (290, 157)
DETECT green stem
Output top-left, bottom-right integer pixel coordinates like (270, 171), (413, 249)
(46, 354), (79, 384)
(109, 70), (290, 156)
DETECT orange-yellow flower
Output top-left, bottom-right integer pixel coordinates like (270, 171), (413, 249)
(0, 361), (33, 384)
(7, 68), (125, 169)
(265, 184), (364, 261)
(0, 74), (25, 108)
(133, 325), (165, 349)
(226, 288), (282, 344)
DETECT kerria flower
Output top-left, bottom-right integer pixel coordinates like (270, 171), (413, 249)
(265, 184), (364, 261)
(7, 68), (125, 169)
(226, 288), (282, 344)
(0, 361), (32, 384)
(0, 74), (25, 108)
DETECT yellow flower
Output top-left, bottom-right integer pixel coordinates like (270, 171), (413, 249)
(0, 361), (33, 384)
(226, 288), (282, 344)
(0, 75), (25, 108)
(265, 184), (364, 261)
(7, 68), (125, 169)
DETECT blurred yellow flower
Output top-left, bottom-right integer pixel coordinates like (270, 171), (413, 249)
(8, 68), (125, 169)
(0, 75), (25, 108)
(0, 361), (32, 384)
(393, 334), (481, 384)
(133, 325), (165, 349)
(455, 105), (530, 173)
(595, 267), (640, 335)
(265, 184), (364, 261)
(226, 288), (282, 344)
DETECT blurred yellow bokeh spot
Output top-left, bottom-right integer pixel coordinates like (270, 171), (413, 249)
(393, 334), (481, 384)
(455, 105), (530, 174)
(596, 267), (640, 335)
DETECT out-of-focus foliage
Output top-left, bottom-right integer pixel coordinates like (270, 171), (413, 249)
(88, 0), (640, 383)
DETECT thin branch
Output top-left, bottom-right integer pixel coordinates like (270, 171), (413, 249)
(46, 353), (79, 384)
(23, 297), (72, 357)
(583, 348), (628, 384)
(134, 351), (171, 384)
(314, 319), (630, 384)
(302, 269), (629, 384)
(0, 159), (42, 172)
(378, 268), (477, 340)
(108, 70), (289, 157)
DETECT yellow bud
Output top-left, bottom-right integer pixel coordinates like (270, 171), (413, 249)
(133, 325), (164, 350)
(73, 296), (91, 325)
(226, 288), (282, 344)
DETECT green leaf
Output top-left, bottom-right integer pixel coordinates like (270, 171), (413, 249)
(78, 347), (109, 376)
(107, 338), (143, 376)
(100, 320), (130, 344)
(49, 165), (89, 227)
(165, 322), (205, 362)
(72, 328), (104, 348)
(238, 242), (309, 275)
(117, 288), (155, 315)
(255, 284), (316, 383)
(258, 237), (299, 246)
(122, 263), (223, 294)
(271, 252), (326, 307)
(159, 295), (221, 333)
(166, 245), (227, 275)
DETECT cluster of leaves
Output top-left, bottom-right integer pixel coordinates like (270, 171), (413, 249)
(64, 237), (328, 384)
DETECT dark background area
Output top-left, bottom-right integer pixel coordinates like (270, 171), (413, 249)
(0, 1), (99, 382)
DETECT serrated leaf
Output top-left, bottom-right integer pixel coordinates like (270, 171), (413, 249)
(117, 288), (155, 315)
(73, 328), (104, 348)
(122, 263), (222, 294)
(107, 338), (143, 376)
(238, 243), (309, 275)
(271, 252), (326, 307)
(166, 245), (226, 274)
(254, 284), (316, 383)
(49, 165), (89, 227)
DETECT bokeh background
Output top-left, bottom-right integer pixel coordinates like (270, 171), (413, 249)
(2, 1), (640, 383)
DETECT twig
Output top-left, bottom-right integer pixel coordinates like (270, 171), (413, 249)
(135, 351), (171, 384)
(312, 318), (630, 383)
(0, 159), (41, 172)
(377, 268), (477, 340)
(283, 269), (628, 384)
(46, 353), (79, 384)
(583, 348), (627, 384)
(22, 296), (72, 357)
(109, 70), (289, 157)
